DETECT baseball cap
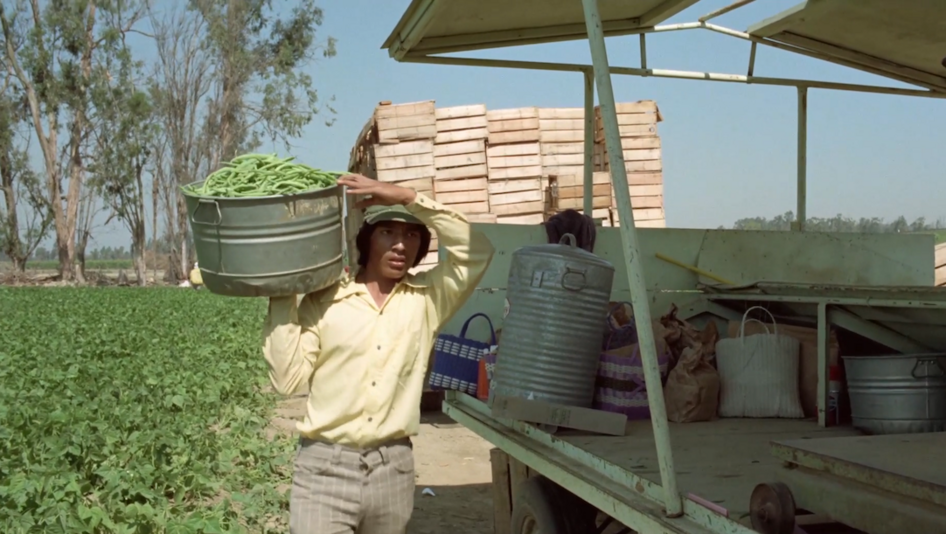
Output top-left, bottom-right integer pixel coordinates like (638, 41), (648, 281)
(363, 204), (425, 226)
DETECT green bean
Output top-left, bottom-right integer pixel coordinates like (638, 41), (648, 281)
(180, 153), (346, 198)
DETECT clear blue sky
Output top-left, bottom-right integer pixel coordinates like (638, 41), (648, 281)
(87, 0), (945, 249)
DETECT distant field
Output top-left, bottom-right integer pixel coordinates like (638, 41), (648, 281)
(1, 259), (134, 271)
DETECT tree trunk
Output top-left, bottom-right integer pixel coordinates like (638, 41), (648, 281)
(151, 167), (159, 284)
(0, 151), (26, 271)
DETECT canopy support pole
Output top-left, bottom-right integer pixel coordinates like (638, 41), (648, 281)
(581, 0), (683, 518)
(795, 87), (808, 231)
(583, 70), (595, 217)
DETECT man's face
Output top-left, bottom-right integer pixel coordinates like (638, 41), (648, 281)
(368, 221), (424, 279)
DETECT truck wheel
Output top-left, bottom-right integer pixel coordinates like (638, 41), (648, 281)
(510, 476), (595, 534)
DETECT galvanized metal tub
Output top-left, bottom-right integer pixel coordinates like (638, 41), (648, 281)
(183, 181), (344, 297)
(843, 353), (946, 435)
(490, 234), (615, 408)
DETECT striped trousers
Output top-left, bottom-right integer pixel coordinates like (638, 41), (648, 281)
(290, 437), (415, 534)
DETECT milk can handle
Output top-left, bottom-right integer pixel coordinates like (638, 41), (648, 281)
(559, 233), (577, 247)
(190, 198), (222, 227)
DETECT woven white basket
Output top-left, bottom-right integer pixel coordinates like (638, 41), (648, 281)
(716, 306), (804, 418)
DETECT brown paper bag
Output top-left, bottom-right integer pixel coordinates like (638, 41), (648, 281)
(726, 321), (838, 418)
(664, 321), (721, 423)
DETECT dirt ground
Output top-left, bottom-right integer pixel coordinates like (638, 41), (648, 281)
(270, 395), (496, 534)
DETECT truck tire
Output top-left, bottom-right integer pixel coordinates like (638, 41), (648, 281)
(510, 476), (596, 534)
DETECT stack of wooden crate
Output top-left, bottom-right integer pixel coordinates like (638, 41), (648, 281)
(348, 99), (671, 238)
(538, 107), (611, 224)
(594, 100), (666, 228)
(432, 104), (494, 223)
(485, 107), (545, 225)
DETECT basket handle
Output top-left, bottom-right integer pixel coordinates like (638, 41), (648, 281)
(737, 305), (779, 339)
(459, 312), (497, 346)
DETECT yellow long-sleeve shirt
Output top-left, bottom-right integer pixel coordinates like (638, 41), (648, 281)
(261, 193), (495, 448)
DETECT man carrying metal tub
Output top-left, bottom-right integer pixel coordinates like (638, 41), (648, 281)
(261, 174), (495, 534)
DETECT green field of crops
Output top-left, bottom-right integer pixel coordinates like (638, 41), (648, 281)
(1, 260), (136, 271)
(0, 288), (295, 533)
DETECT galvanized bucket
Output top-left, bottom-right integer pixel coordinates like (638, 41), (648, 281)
(843, 353), (946, 435)
(182, 180), (345, 297)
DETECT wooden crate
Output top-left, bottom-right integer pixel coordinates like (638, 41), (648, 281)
(936, 243), (946, 286)
(610, 206), (667, 228)
(436, 104), (488, 144)
(593, 100), (662, 143)
(486, 107), (540, 145)
(375, 100), (437, 144)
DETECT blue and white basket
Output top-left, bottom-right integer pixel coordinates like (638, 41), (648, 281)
(428, 313), (497, 395)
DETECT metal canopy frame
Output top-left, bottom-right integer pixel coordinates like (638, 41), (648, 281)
(381, 0), (946, 523)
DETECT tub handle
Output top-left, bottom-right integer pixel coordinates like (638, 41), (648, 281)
(911, 358), (945, 379)
(191, 198), (222, 227)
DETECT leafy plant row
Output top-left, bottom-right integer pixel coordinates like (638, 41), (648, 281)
(0, 288), (295, 533)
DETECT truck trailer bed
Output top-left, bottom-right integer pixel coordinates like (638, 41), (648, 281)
(560, 418), (857, 521)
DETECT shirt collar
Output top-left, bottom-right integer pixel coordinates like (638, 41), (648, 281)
(318, 269), (429, 303)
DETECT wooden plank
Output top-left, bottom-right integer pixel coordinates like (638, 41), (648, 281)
(538, 107), (584, 119)
(378, 124), (438, 143)
(467, 213), (498, 224)
(437, 115), (489, 132)
(613, 207), (665, 221)
(601, 148), (662, 162)
(542, 165), (587, 179)
(375, 152), (435, 171)
(377, 165), (436, 182)
(539, 130), (585, 143)
(508, 457), (531, 510)
(551, 172), (611, 187)
(614, 113), (660, 126)
(373, 140), (433, 159)
(538, 118), (585, 131)
(374, 100), (435, 119)
(435, 127), (489, 144)
(488, 165), (543, 180)
(487, 177), (542, 195)
(594, 100), (659, 115)
(489, 130), (541, 145)
(486, 107), (538, 121)
(377, 113), (436, 131)
(542, 153), (586, 167)
(434, 176), (488, 193)
(436, 163), (488, 181)
(492, 200), (544, 216)
(490, 189), (544, 206)
(497, 213), (545, 225)
(486, 142), (541, 158)
(558, 196), (611, 210)
(625, 172), (663, 186)
(935, 243), (946, 268)
(435, 104), (487, 120)
(540, 142), (585, 155)
(433, 139), (485, 158)
(933, 264), (946, 285)
(490, 449), (513, 534)
(558, 183), (611, 199)
(487, 154), (542, 169)
(594, 124), (658, 140)
(623, 195), (663, 209)
(435, 151), (487, 169)
(446, 200), (490, 214)
(630, 184), (664, 196)
(437, 189), (489, 204)
(487, 118), (540, 134)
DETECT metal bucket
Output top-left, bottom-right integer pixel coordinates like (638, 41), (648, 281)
(183, 181), (344, 297)
(842, 353), (946, 435)
(490, 234), (615, 408)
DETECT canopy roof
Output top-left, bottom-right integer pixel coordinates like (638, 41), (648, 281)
(383, 0), (700, 57)
(748, 0), (946, 91)
(383, 0), (946, 93)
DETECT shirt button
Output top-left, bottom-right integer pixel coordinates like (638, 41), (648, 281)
(368, 417), (373, 422)
(372, 381), (376, 386)
(376, 345), (381, 350)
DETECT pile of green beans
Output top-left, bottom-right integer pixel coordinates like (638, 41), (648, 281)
(182, 153), (345, 198)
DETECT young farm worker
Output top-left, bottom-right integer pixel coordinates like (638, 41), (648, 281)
(262, 174), (495, 534)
